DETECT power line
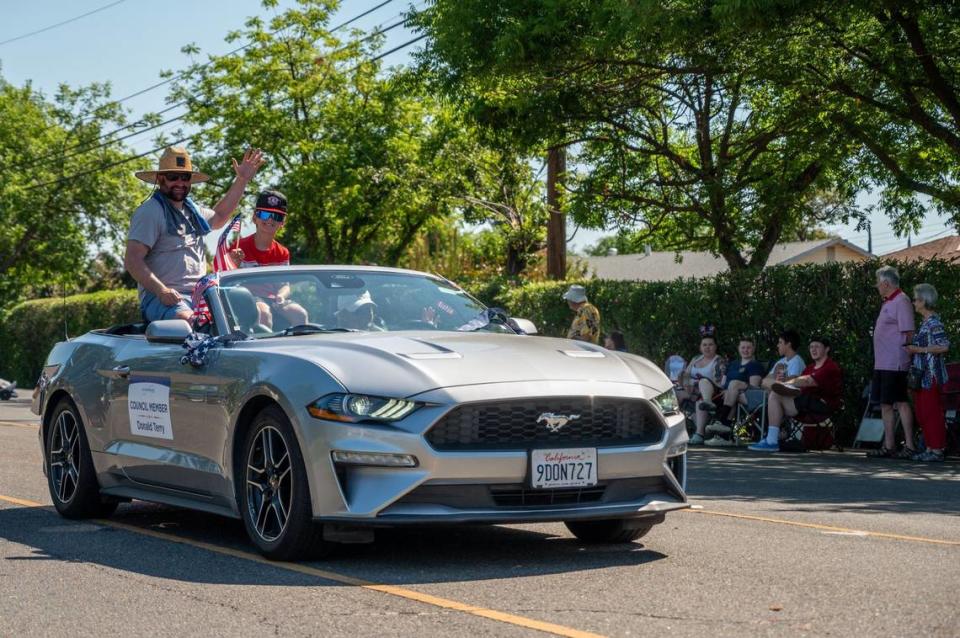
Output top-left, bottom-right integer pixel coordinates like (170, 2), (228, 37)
(0, 0), (128, 47)
(26, 4), (417, 172)
(37, 0), (398, 135)
(24, 27), (428, 192)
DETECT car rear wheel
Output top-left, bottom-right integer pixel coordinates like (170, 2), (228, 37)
(564, 518), (654, 543)
(241, 405), (328, 560)
(46, 398), (117, 519)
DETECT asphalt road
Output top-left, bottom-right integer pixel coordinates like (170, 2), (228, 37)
(1, 394), (958, 637)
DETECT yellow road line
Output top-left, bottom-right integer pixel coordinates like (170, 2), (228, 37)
(0, 420), (38, 429)
(0, 494), (45, 508)
(0, 493), (604, 638)
(686, 508), (960, 547)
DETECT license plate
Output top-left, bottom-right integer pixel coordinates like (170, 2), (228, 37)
(529, 448), (598, 489)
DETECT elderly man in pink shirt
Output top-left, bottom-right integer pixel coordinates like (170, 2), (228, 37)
(868, 265), (917, 459)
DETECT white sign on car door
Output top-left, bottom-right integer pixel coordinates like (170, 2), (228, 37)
(128, 376), (173, 440)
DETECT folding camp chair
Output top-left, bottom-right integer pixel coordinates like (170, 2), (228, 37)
(854, 383), (890, 448)
(941, 362), (960, 456)
(717, 386), (766, 445)
(780, 403), (843, 452)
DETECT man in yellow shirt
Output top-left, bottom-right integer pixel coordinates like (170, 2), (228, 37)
(563, 285), (601, 344)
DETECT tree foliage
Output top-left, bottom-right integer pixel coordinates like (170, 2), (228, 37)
(167, 0), (543, 270)
(0, 76), (147, 311)
(414, 0), (864, 270)
(721, 0), (960, 233)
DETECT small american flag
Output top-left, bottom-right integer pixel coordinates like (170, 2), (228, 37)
(190, 272), (220, 328)
(213, 213), (243, 272)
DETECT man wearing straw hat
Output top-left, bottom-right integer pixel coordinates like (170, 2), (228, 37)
(124, 146), (265, 321)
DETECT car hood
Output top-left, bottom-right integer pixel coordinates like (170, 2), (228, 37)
(247, 331), (669, 397)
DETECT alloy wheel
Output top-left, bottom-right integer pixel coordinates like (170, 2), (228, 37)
(245, 426), (293, 542)
(49, 410), (81, 504)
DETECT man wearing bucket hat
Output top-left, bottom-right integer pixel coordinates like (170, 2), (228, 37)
(563, 284), (601, 344)
(336, 291), (384, 331)
(124, 146), (265, 321)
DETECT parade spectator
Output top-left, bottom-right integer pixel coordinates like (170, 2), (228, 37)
(749, 336), (842, 452)
(705, 336), (765, 438)
(562, 285), (601, 344)
(867, 265), (917, 459)
(678, 325), (725, 445)
(761, 329), (806, 391)
(905, 283), (950, 462)
(125, 146), (264, 321)
(604, 330), (628, 352)
(230, 189), (308, 329)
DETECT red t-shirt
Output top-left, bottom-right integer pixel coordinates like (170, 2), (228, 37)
(237, 235), (290, 298)
(801, 358), (843, 411)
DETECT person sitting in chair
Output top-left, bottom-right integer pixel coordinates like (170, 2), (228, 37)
(678, 324), (726, 445)
(704, 336), (765, 444)
(749, 336), (842, 452)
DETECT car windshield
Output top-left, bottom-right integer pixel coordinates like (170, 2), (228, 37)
(212, 269), (513, 338)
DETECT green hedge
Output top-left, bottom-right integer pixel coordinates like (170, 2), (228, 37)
(0, 290), (139, 387)
(3, 260), (957, 443)
(469, 259), (960, 442)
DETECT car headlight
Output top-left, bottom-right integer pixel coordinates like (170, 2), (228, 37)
(307, 393), (419, 423)
(652, 388), (679, 416)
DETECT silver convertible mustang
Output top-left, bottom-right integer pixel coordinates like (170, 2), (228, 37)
(34, 266), (688, 560)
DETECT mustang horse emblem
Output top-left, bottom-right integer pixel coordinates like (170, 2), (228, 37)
(537, 412), (581, 433)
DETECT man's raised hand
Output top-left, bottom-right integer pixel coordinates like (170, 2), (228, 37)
(232, 148), (265, 182)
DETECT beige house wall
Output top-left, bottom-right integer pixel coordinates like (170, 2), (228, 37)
(792, 245), (868, 265)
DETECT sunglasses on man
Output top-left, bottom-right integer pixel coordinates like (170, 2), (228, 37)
(161, 172), (193, 182)
(254, 210), (286, 223)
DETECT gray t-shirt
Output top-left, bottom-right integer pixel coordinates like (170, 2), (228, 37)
(127, 197), (215, 299)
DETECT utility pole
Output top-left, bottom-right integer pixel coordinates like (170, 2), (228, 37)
(546, 146), (566, 279)
(867, 220), (872, 254)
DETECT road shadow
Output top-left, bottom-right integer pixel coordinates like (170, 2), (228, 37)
(0, 501), (667, 587)
(687, 448), (960, 515)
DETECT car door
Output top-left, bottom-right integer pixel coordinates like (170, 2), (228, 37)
(106, 336), (233, 501)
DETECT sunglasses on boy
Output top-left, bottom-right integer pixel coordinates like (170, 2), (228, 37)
(254, 210), (287, 223)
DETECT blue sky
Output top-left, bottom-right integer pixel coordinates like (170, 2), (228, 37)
(2, 0), (954, 255)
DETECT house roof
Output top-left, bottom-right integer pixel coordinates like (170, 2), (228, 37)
(581, 238), (873, 282)
(881, 235), (960, 263)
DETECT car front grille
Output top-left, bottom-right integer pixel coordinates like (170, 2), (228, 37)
(425, 397), (664, 451)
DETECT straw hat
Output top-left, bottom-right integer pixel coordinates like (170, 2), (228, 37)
(135, 146), (210, 184)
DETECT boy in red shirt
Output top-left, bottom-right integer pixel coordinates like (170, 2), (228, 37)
(230, 189), (308, 329)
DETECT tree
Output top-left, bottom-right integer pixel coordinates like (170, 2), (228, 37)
(167, 1), (504, 267)
(0, 76), (146, 311)
(414, 0), (864, 270)
(715, 0), (960, 232)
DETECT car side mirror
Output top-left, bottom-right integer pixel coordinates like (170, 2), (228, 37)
(511, 318), (538, 335)
(146, 319), (193, 344)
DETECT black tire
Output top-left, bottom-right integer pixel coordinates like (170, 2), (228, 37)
(564, 518), (655, 544)
(240, 405), (329, 560)
(45, 398), (118, 519)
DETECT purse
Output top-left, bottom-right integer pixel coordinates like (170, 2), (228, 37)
(907, 366), (923, 391)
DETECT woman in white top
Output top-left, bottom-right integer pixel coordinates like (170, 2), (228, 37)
(678, 333), (726, 445)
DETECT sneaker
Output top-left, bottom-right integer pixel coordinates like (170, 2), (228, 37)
(748, 440), (780, 452)
(706, 421), (732, 435)
(689, 433), (705, 445)
(705, 435), (735, 447)
(771, 382), (802, 397)
(893, 446), (918, 460)
(697, 401), (717, 414)
(911, 449), (945, 462)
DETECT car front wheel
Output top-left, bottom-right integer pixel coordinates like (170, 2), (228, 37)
(241, 405), (328, 560)
(564, 518), (655, 543)
(46, 398), (117, 519)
